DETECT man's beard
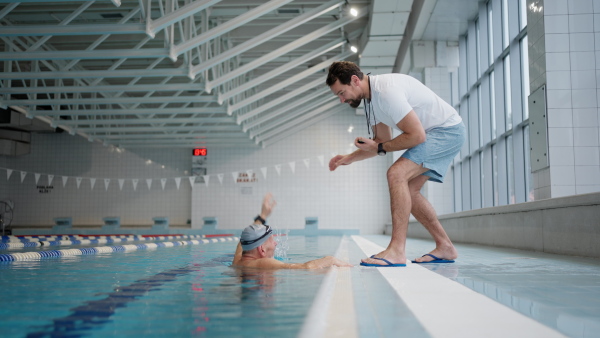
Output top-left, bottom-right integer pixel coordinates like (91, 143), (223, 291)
(348, 99), (361, 108)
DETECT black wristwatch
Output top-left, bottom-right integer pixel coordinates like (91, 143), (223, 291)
(254, 215), (266, 225)
(377, 143), (387, 156)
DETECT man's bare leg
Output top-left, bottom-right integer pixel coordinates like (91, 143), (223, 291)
(361, 158), (428, 266)
(408, 175), (458, 262)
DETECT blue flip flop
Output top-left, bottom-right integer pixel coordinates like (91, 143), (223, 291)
(360, 255), (406, 267)
(411, 253), (455, 264)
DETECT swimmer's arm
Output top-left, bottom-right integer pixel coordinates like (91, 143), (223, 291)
(232, 242), (243, 265)
(281, 256), (353, 269)
(236, 256), (352, 269)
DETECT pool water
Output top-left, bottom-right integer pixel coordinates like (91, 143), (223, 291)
(0, 236), (343, 337)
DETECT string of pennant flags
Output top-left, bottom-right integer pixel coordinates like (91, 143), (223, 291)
(0, 154), (334, 192)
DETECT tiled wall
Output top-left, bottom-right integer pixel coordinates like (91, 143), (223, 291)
(192, 110), (392, 234)
(528, 0), (600, 198)
(1, 109), (392, 234)
(2, 133), (192, 226)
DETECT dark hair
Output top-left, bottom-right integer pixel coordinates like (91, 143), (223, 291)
(326, 61), (364, 86)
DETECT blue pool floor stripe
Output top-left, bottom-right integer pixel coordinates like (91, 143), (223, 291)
(0, 237), (238, 262)
(25, 264), (202, 338)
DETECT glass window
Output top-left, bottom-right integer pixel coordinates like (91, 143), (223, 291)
(492, 144), (499, 205)
(520, 36), (530, 119)
(480, 150), (486, 207)
(478, 85), (483, 147)
(502, 0), (509, 49)
(488, 2), (494, 64)
(455, 0), (532, 212)
(503, 55), (512, 130)
(506, 135), (515, 204)
(490, 70), (496, 138)
(462, 160), (471, 210)
(519, 0), (527, 30)
(476, 19), (481, 75)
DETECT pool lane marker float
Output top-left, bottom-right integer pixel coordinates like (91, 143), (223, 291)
(0, 234), (210, 249)
(0, 236), (238, 262)
(1, 234), (213, 242)
(1, 234), (143, 242)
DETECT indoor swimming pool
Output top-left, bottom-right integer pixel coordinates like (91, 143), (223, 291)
(0, 235), (340, 337)
(1, 234), (599, 337)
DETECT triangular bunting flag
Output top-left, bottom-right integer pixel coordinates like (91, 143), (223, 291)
(132, 179), (138, 191)
(20, 171), (27, 183)
(203, 175), (209, 187)
(104, 178), (110, 191)
(318, 155), (325, 166)
(232, 172), (238, 183)
(118, 179), (125, 190)
(62, 176), (68, 187)
(246, 170), (254, 178)
(261, 167), (267, 180)
(288, 162), (296, 174)
(146, 179), (152, 190)
(48, 175), (54, 186)
(34, 173), (41, 184)
(76, 177), (82, 189)
(175, 177), (181, 190)
(275, 164), (282, 176)
(188, 176), (196, 188)
(303, 158), (310, 169)
(217, 174), (224, 184)
(7, 169), (12, 180)
(90, 178), (96, 190)
(160, 178), (167, 190)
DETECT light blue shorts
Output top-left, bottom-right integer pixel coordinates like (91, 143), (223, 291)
(401, 122), (466, 183)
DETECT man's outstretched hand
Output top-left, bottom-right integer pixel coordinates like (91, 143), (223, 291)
(260, 193), (277, 219)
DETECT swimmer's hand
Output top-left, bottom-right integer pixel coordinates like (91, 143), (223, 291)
(260, 193), (276, 219)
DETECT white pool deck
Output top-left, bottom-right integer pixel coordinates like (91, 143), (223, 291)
(300, 235), (600, 338)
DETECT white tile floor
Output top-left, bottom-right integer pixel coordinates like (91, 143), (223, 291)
(308, 235), (600, 338)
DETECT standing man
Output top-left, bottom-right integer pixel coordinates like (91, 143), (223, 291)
(326, 61), (465, 267)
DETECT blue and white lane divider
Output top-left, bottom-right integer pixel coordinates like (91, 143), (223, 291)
(0, 235), (206, 249)
(0, 238), (147, 249)
(0, 236), (238, 262)
(1, 235), (142, 242)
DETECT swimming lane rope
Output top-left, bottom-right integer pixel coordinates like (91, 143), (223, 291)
(0, 236), (238, 262)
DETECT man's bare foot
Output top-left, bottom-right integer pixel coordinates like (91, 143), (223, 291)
(412, 245), (458, 263)
(360, 250), (406, 266)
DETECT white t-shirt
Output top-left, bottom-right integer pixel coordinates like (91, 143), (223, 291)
(368, 74), (462, 132)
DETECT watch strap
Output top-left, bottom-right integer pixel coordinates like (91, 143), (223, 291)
(254, 215), (266, 225)
(378, 143), (386, 155)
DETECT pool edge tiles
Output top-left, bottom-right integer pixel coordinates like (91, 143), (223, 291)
(298, 236), (358, 338)
(351, 235), (566, 338)
(0, 236), (239, 262)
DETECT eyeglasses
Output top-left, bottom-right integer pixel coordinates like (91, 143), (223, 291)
(240, 225), (273, 246)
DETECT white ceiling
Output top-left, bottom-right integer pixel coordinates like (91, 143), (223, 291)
(0, 0), (480, 150)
